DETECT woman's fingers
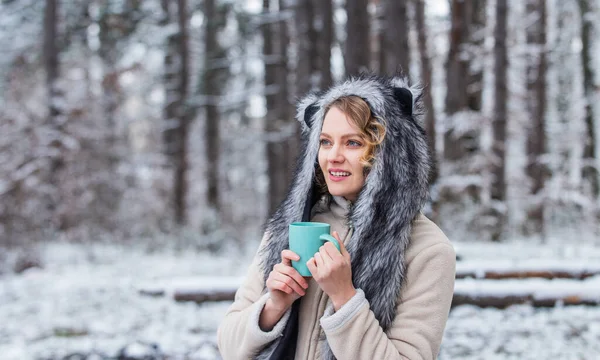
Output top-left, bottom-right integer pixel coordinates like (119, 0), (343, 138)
(323, 242), (343, 260)
(274, 263), (309, 289)
(306, 257), (317, 277)
(281, 250), (300, 266)
(273, 271), (306, 296)
(268, 278), (294, 294)
(332, 231), (351, 261)
(314, 251), (325, 268)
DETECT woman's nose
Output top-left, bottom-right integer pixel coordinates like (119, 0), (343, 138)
(328, 145), (344, 162)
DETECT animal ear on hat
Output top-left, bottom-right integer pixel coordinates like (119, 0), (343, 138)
(303, 103), (319, 129)
(392, 87), (413, 116)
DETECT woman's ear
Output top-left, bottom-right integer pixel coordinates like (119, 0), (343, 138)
(392, 87), (413, 116)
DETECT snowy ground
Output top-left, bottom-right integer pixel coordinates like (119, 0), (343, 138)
(1, 239), (600, 359)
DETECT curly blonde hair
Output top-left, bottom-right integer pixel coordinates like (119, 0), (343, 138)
(315, 96), (386, 196)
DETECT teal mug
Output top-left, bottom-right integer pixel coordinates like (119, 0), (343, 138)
(289, 222), (341, 276)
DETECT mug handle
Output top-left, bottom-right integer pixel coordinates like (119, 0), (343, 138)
(319, 234), (341, 252)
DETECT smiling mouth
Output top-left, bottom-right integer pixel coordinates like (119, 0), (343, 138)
(329, 170), (351, 177)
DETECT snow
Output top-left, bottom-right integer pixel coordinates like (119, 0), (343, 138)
(2, 240), (600, 359)
(457, 259), (600, 277)
(137, 276), (244, 297)
(0, 241), (250, 360)
(441, 305), (600, 359)
(455, 276), (600, 301)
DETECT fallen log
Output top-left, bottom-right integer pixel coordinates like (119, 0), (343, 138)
(451, 294), (600, 308)
(456, 270), (600, 280)
(139, 275), (600, 308)
(453, 277), (600, 308)
(456, 260), (600, 280)
(174, 289), (236, 303)
(168, 287), (600, 308)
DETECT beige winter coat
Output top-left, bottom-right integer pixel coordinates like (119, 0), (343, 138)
(217, 196), (456, 359)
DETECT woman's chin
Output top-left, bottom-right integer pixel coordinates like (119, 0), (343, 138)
(327, 187), (357, 201)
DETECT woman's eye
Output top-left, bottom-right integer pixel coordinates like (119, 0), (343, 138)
(348, 140), (362, 147)
(319, 139), (331, 146)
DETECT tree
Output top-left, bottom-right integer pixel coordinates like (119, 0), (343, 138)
(263, 0), (291, 215)
(380, 0), (410, 76)
(296, 0), (318, 94)
(466, 0), (486, 113)
(443, 0), (487, 162)
(95, 0), (141, 229)
(345, 0), (369, 75)
(162, 0), (191, 224)
(415, 0), (438, 214)
(174, 0), (190, 225)
(491, 0), (509, 240)
(315, 0), (333, 89)
(524, 0), (548, 235)
(202, 0), (225, 216)
(578, 0), (599, 200)
(43, 0), (64, 229)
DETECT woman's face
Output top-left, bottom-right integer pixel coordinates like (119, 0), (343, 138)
(318, 106), (367, 202)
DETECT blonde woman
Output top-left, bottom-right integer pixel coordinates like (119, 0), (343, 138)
(218, 74), (456, 360)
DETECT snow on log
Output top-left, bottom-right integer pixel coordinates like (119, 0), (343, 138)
(453, 276), (600, 308)
(174, 289), (237, 303)
(137, 276), (243, 302)
(456, 260), (600, 280)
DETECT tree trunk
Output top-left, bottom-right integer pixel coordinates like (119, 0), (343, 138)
(316, 0), (333, 89)
(578, 0), (599, 199)
(491, 0), (509, 241)
(277, 0), (297, 202)
(444, 0), (487, 162)
(174, 0), (190, 224)
(467, 0), (486, 112)
(415, 0), (438, 218)
(162, 0), (179, 162)
(264, 0), (287, 216)
(443, 0), (470, 161)
(43, 0), (63, 229)
(524, 0), (548, 235)
(203, 0), (221, 214)
(162, 0), (191, 224)
(380, 0), (410, 76)
(344, 0), (370, 75)
(44, 0), (59, 120)
(96, 1), (142, 229)
(296, 0), (318, 95)
(415, 0), (436, 181)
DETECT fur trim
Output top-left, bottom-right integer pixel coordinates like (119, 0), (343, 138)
(257, 74), (431, 359)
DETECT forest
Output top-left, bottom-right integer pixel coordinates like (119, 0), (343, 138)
(1, 0), (600, 359)
(1, 0), (599, 246)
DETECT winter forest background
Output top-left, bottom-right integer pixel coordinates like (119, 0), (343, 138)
(1, 0), (600, 359)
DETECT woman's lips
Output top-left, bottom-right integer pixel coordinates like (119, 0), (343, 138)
(328, 169), (351, 182)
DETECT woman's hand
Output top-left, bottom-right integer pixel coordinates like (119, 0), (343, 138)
(265, 250), (309, 312)
(306, 231), (356, 311)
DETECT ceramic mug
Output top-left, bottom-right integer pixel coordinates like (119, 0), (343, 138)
(289, 222), (341, 276)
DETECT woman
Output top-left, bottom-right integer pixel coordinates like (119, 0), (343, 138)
(217, 74), (456, 360)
